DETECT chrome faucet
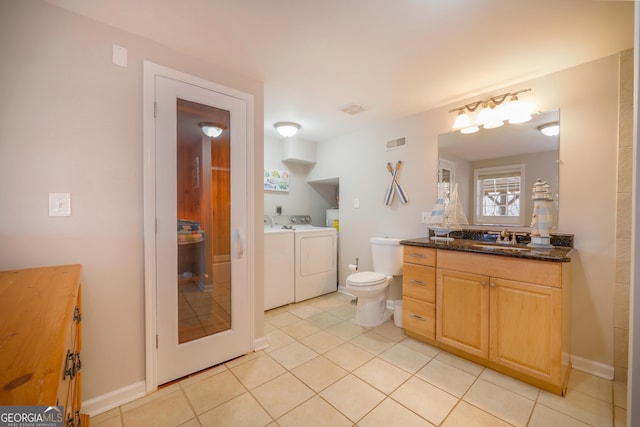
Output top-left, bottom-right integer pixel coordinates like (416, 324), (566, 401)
(496, 229), (511, 244)
(264, 215), (274, 228)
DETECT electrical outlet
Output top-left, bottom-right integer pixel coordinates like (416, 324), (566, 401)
(49, 193), (71, 217)
(421, 211), (430, 224)
(353, 198), (360, 209)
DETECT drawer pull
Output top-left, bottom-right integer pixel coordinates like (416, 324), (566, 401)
(409, 253), (427, 258)
(490, 282), (496, 288)
(410, 279), (425, 285)
(409, 313), (425, 321)
(73, 306), (82, 323)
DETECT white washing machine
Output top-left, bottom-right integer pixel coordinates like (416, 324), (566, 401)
(290, 216), (338, 302)
(264, 228), (294, 310)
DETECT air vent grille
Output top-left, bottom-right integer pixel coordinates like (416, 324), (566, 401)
(386, 137), (407, 151)
(339, 104), (367, 115)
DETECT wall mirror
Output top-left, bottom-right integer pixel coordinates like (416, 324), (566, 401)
(437, 109), (559, 228)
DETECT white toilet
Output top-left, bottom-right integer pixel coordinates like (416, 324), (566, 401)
(345, 237), (403, 327)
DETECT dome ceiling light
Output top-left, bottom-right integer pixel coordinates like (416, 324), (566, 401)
(274, 122), (301, 137)
(199, 122), (224, 138)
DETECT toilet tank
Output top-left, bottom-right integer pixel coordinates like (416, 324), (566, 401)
(370, 237), (404, 275)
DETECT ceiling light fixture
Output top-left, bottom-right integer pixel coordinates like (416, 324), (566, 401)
(450, 88), (532, 134)
(537, 122), (560, 136)
(274, 121), (301, 137)
(199, 122), (224, 138)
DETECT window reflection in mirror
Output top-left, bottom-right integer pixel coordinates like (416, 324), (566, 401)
(438, 109), (559, 228)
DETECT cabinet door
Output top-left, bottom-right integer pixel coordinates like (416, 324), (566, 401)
(489, 278), (562, 384)
(437, 269), (489, 358)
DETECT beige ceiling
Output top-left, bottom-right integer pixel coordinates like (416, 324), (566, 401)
(46, 0), (634, 142)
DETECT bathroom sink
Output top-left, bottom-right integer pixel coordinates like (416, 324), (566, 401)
(470, 244), (529, 252)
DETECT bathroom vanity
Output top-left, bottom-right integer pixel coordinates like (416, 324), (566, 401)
(400, 237), (574, 396)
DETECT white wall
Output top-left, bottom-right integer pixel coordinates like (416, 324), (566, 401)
(0, 1), (264, 404)
(309, 54), (620, 371)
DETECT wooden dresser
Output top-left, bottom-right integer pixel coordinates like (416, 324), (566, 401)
(0, 264), (89, 426)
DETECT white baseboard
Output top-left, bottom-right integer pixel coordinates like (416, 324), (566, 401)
(254, 336), (268, 351)
(570, 354), (615, 380)
(82, 380), (146, 417)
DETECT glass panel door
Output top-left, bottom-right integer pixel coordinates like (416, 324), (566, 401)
(176, 99), (231, 344)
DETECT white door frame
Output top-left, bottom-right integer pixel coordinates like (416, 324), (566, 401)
(142, 61), (255, 392)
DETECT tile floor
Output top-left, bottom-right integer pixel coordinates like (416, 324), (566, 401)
(92, 291), (627, 427)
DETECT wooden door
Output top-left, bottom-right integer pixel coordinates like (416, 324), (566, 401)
(436, 269), (489, 358)
(489, 278), (562, 384)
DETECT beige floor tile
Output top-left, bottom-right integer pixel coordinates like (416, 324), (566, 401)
(224, 350), (265, 369)
(178, 363), (227, 387)
(306, 312), (344, 329)
(479, 368), (540, 400)
(324, 342), (375, 371)
(353, 357), (411, 394)
(528, 404), (591, 427)
(442, 401), (513, 427)
(359, 397), (434, 427)
(291, 355), (348, 392)
(198, 392), (272, 427)
(463, 379), (534, 427)
(280, 319), (322, 340)
(435, 350), (484, 376)
(538, 388), (613, 427)
(399, 337), (441, 357)
(569, 369), (613, 403)
(122, 388), (195, 427)
(416, 358), (476, 398)
(264, 328), (296, 353)
(277, 395), (352, 427)
(182, 369), (246, 414)
(350, 331), (396, 354)
(379, 342), (432, 373)
(287, 303), (323, 319)
(325, 319), (369, 340)
(90, 409), (123, 427)
(265, 311), (300, 328)
(269, 341), (319, 370)
(326, 303), (357, 320)
(229, 354), (287, 389)
(391, 376), (458, 425)
(251, 372), (315, 419)
(122, 383), (181, 411)
(300, 330), (345, 353)
(178, 418), (201, 427)
(370, 320), (406, 342)
(320, 374), (386, 422)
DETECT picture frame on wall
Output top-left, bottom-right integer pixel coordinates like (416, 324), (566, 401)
(264, 168), (289, 192)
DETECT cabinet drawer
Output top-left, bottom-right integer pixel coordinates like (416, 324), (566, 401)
(403, 264), (435, 302)
(402, 296), (435, 340)
(403, 246), (436, 267)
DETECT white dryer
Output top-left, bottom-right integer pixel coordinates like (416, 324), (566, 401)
(290, 216), (337, 302)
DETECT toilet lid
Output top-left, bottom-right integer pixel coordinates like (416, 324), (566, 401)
(346, 271), (387, 287)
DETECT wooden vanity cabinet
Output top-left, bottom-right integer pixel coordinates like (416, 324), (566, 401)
(435, 250), (571, 395)
(0, 265), (89, 426)
(402, 246), (437, 343)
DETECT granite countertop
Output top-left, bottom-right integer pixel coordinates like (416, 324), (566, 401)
(400, 237), (575, 262)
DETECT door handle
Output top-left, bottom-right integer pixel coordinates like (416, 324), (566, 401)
(236, 228), (245, 258)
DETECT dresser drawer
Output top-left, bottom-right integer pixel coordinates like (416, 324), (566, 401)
(402, 296), (435, 340)
(403, 246), (436, 267)
(403, 263), (435, 303)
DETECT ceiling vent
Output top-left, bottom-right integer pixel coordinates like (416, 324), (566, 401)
(386, 137), (407, 151)
(339, 104), (367, 115)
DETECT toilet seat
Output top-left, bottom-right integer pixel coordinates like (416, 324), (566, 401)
(346, 271), (387, 287)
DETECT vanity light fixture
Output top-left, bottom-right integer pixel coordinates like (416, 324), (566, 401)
(538, 122), (560, 137)
(274, 121), (301, 137)
(450, 88), (532, 133)
(199, 122), (224, 138)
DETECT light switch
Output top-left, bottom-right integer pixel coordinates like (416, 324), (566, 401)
(353, 198), (360, 209)
(112, 44), (128, 67)
(49, 193), (71, 217)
